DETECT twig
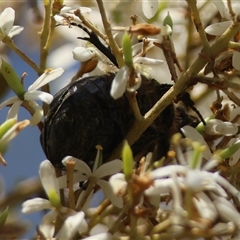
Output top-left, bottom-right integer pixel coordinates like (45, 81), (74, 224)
(126, 91), (144, 122)
(39, 1), (52, 71)
(186, 0), (210, 50)
(74, 9), (107, 43)
(108, 21), (240, 160)
(2, 37), (42, 75)
(96, 0), (124, 68)
(0, 178), (42, 209)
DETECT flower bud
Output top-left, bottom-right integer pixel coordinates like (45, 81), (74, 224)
(0, 59), (25, 99)
(122, 32), (133, 67)
(122, 140), (133, 180)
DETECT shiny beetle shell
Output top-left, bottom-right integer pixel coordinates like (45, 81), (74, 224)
(40, 74), (176, 168)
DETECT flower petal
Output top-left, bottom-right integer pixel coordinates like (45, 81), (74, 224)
(212, 0), (230, 19)
(145, 178), (175, 196)
(90, 224), (109, 235)
(98, 179), (123, 208)
(58, 211), (88, 238)
(24, 91), (53, 104)
(193, 192), (217, 221)
(205, 21), (231, 36)
(95, 159), (122, 178)
(214, 197), (240, 225)
(181, 125), (212, 160)
(28, 68), (64, 91)
(110, 66), (129, 99)
(28, 101), (44, 125)
(39, 160), (60, 198)
(22, 198), (52, 213)
(83, 233), (113, 240)
(76, 189), (94, 211)
(134, 57), (164, 65)
(62, 156), (92, 176)
(215, 121), (238, 136)
(0, 96), (19, 110)
(0, 7), (15, 37)
(232, 51), (240, 71)
(109, 173), (127, 196)
(58, 175), (67, 189)
(150, 165), (187, 179)
(72, 47), (95, 62)
(39, 210), (57, 239)
(6, 99), (22, 120)
(8, 25), (24, 38)
(142, 0), (159, 19)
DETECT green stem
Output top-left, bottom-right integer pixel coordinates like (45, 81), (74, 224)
(39, 1), (52, 70)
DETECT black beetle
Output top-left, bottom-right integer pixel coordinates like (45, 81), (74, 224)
(40, 73), (199, 168)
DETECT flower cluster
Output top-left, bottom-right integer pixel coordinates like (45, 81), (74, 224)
(2, 1), (240, 239)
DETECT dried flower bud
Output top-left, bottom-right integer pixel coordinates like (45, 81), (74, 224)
(128, 23), (161, 36)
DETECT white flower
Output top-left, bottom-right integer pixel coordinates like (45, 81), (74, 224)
(205, 119), (238, 136)
(205, 1), (240, 70)
(0, 68), (64, 125)
(0, 7), (23, 40)
(145, 143), (239, 225)
(142, 0), (159, 19)
(22, 160), (61, 214)
(54, 6), (92, 24)
(22, 160), (87, 239)
(57, 211), (88, 239)
(61, 154), (123, 209)
(110, 56), (164, 99)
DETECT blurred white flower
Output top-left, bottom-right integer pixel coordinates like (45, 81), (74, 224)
(205, 119), (238, 136)
(142, 0), (159, 19)
(0, 7), (23, 40)
(0, 119), (30, 162)
(54, 6), (92, 25)
(38, 208), (88, 239)
(72, 47), (95, 62)
(61, 153), (123, 209)
(0, 68), (64, 125)
(181, 125), (212, 159)
(145, 141), (239, 225)
(205, 0), (240, 70)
